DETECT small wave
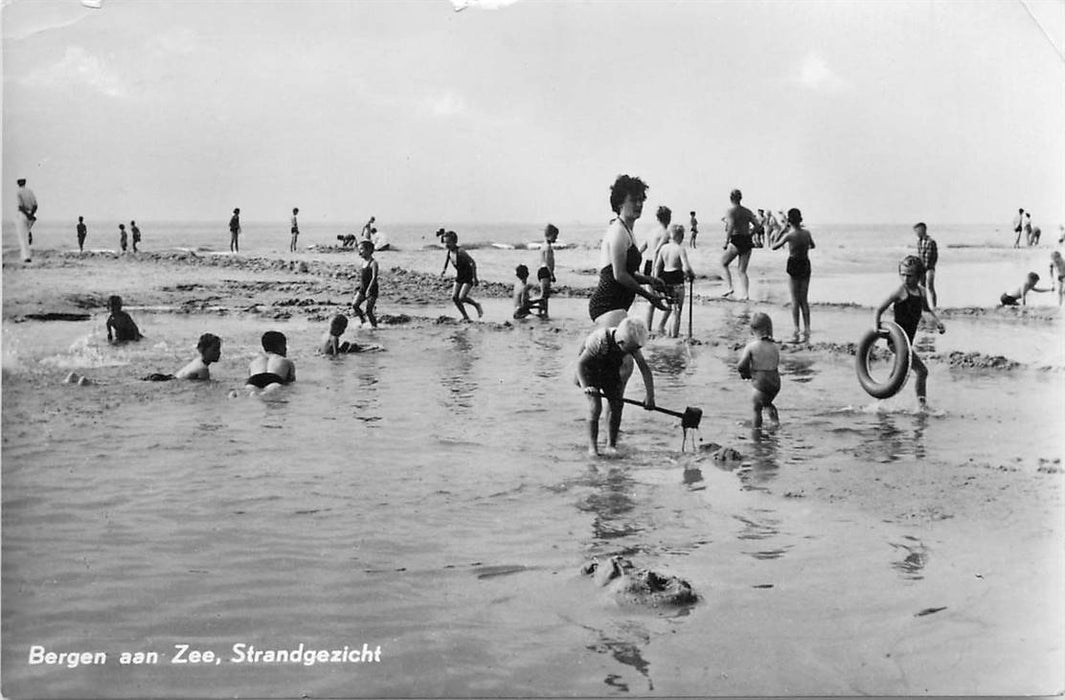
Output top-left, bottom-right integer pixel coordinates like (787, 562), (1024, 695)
(829, 402), (946, 417)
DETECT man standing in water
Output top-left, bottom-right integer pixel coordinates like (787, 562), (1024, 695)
(229, 208), (241, 253)
(1013, 208), (1025, 248)
(720, 188), (763, 299)
(76, 216), (88, 252)
(290, 207), (300, 253)
(15, 178), (38, 263)
(689, 211), (698, 249)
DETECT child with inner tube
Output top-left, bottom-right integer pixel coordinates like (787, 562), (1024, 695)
(574, 317), (655, 457)
(247, 331), (295, 389)
(872, 256), (945, 407)
(737, 312), (780, 430)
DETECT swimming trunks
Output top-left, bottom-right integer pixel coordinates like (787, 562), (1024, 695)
(729, 233), (754, 254)
(642, 260), (653, 276)
(999, 293), (1019, 307)
(660, 269), (685, 286)
(588, 241), (642, 321)
(360, 264), (379, 297)
(752, 369), (781, 403)
(579, 328), (625, 399)
(786, 257), (811, 279)
(893, 291), (924, 340)
(537, 266), (552, 281)
(246, 372), (286, 388)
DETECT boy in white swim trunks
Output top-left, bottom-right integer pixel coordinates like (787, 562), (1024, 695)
(737, 312), (780, 430)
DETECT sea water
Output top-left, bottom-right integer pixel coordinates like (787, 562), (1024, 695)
(2, 296), (1062, 697)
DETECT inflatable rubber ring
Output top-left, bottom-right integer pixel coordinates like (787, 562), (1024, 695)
(856, 321), (911, 399)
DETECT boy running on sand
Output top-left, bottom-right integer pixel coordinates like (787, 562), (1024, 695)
(575, 317), (655, 456)
(537, 224), (559, 318)
(144, 334), (223, 381)
(873, 256), (945, 407)
(440, 230), (483, 321)
(353, 240), (379, 328)
(999, 272), (1051, 306)
(247, 331), (295, 389)
(771, 207), (815, 341)
(652, 224), (695, 338)
(106, 295), (142, 343)
(737, 312), (780, 430)
(513, 264), (544, 319)
(1050, 252), (1065, 306)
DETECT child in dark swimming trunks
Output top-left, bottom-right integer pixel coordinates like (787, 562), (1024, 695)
(737, 312), (780, 430)
(353, 240), (379, 328)
(771, 207), (815, 341)
(512, 265), (544, 320)
(440, 231), (483, 321)
(146, 333), (223, 381)
(247, 331), (295, 388)
(652, 224), (695, 338)
(999, 272), (1051, 307)
(537, 224), (558, 318)
(873, 256), (945, 407)
(1050, 252), (1065, 307)
(106, 295), (142, 344)
(574, 317), (655, 456)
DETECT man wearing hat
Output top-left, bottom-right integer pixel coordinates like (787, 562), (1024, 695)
(15, 178), (38, 262)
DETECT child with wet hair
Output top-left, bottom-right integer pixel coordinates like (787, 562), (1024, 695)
(575, 316), (656, 456)
(106, 295), (142, 344)
(737, 312), (781, 429)
(999, 271), (1052, 306)
(143, 333), (222, 381)
(512, 264), (543, 319)
(1050, 252), (1065, 307)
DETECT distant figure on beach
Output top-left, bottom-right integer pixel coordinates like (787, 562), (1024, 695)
(575, 316), (655, 456)
(737, 312), (780, 430)
(1023, 213), (1035, 247)
(1013, 208), (1025, 248)
(106, 295), (142, 344)
(756, 209), (767, 248)
(642, 206), (672, 331)
(1050, 252), (1065, 307)
(118, 224), (128, 253)
(912, 222), (938, 308)
(290, 208), (300, 253)
(143, 333), (223, 381)
(229, 208), (241, 253)
(689, 211), (698, 249)
(362, 216), (376, 242)
(15, 178), (38, 262)
(537, 224), (559, 318)
(720, 188), (764, 299)
(652, 224), (695, 338)
(771, 208), (815, 341)
(352, 240), (379, 328)
(337, 233), (357, 248)
(999, 272), (1051, 307)
(130, 221), (141, 253)
(512, 264), (544, 319)
(76, 216), (87, 252)
(247, 331), (295, 389)
(440, 230), (484, 321)
(873, 256), (945, 408)
(764, 210), (781, 246)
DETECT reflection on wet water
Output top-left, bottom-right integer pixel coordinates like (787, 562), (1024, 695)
(583, 622), (653, 693)
(849, 412), (930, 463)
(739, 432), (782, 489)
(644, 342), (692, 377)
(575, 467), (642, 542)
(439, 330), (478, 413)
(779, 355), (818, 383)
(890, 536), (929, 580)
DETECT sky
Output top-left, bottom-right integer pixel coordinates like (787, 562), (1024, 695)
(2, 0), (1064, 226)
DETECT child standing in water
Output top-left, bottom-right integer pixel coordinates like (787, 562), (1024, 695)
(737, 312), (781, 429)
(1050, 252), (1065, 306)
(873, 256), (945, 407)
(652, 224), (695, 338)
(440, 230), (483, 321)
(353, 240), (379, 328)
(575, 316), (655, 456)
(106, 295), (142, 343)
(537, 224), (559, 318)
(771, 207), (815, 341)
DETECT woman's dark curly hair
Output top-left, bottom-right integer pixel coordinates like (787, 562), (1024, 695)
(609, 174), (649, 215)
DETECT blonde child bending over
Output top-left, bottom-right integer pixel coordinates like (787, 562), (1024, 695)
(737, 312), (780, 429)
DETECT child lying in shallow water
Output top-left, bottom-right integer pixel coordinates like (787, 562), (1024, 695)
(318, 314), (382, 355)
(143, 333), (222, 381)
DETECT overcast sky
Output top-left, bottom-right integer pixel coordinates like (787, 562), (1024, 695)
(3, 0), (1063, 225)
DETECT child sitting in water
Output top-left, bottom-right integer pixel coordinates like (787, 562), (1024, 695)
(317, 314), (382, 355)
(873, 255), (945, 407)
(512, 264), (544, 319)
(106, 295), (142, 344)
(737, 312), (780, 430)
(247, 331), (295, 389)
(575, 316), (655, 457)
(143, 333), (223, 381)
(1050, 252), (1065, 307)
(999, 272), (1052, 306)
(352, 240), (379, 328)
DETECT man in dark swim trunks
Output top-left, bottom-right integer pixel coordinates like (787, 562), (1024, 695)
(720, 189), (763, 299)
(247, 331), (295, 389)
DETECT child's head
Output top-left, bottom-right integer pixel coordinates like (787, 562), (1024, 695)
(670, 223), (685, 243)
(197, 333), (222, 362)
(787, 208), (803, 227)
(1027, 271), (1041, 284)
(443, 230), (458, 248)
(758, 209), (765, 216)
(329, 314), (349, 336)
(614, 317), (649, 352)
(750, 312), (773, 338)
(544, 223), (559, 241)
(358, 240), (375, 257)
(656, 205), (672, 227)
(108, 295), (123, 312)
(261, 331), (288, 356)
(119, 223), (126, 230)
(898, 255), (924, 282)
(293, 207), (299, 214)
(690, 210), (696, 217)
(913, 222), (927, 237)
(515, 264), (529, 281)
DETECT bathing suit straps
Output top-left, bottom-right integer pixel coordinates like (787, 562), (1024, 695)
(588, 220), (642, 321)
(360, 263), (378, 297)
(893, 291), (923, 341)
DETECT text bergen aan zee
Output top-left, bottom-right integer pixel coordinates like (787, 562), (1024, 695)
(28, 642), (382, 668)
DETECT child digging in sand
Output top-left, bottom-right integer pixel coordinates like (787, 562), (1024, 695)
(737, 312), (780, 430)
(106, 295), (142, 344)
(575, 316), (655, 456)
(352, 240), (379, 328)
(999, 272), (1052, 306)
(1050, 252), (1065, 307)
(143, 333), (222, 381)
(247, 331), (295, 389)
(512, 264), (544, 319)
(440, 230), (483, 321)
(873, 256), (945, 408)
